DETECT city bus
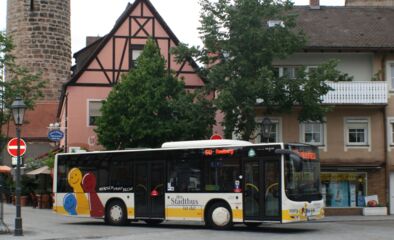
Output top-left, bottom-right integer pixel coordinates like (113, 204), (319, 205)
(52, 140), (324, 229)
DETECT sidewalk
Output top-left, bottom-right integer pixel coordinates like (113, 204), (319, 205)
(316, 215), (394, 223)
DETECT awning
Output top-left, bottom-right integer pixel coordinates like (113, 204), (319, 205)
(26, 166), (51, 175)
(0, 165), (11, 173)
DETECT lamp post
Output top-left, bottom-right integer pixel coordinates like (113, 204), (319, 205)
(261, 117), (272, 143)
(11, 96), (26, 236)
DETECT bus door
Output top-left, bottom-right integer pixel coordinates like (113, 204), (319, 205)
(243, 157), (281, 221)
(134, 161), (165, 219)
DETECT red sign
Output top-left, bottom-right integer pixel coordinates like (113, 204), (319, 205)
(7, 138), (27, 157)
(210, 134), (222, 140)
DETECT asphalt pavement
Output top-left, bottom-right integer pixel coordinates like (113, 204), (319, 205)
(1, 203), (394, 239)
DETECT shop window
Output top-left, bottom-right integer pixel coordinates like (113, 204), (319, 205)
(88, 100), (103, 126)
(345, 118), (369, 146)
(301, 121), (324, 145)
(321, 172), (367, 207)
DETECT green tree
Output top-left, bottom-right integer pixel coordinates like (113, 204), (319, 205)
(0, 31), (45, 153)
(174, 0), (349, 140)
(95, 39), (215, 149)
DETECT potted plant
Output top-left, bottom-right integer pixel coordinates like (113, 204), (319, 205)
(362, 195), (387, 216)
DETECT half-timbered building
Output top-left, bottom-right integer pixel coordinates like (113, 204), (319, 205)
(57, 0), (205, 151)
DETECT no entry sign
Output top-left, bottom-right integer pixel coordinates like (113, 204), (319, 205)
(7, 138), (27, 157)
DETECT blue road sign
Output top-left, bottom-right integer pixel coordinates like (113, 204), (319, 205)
(48, 129), (64, 142)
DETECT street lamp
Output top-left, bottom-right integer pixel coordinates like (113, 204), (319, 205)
(11, 96), (26, 236)
(261, 117), (272, 143)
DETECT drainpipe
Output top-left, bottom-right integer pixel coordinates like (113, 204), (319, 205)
(382, 53), (390, 214)
(384, 105), (390, 214)
(65, 93), (68, 153)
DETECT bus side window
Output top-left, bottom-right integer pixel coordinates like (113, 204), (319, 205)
(204, 156), (239, 192)
(109, 156), (132, 192)
(167, 151), (201, 192)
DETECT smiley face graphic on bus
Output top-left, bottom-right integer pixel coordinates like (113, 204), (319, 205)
(67, 168), (90, 215)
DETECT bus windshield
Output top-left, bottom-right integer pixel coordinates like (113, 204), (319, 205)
(284, 148), (322, 202)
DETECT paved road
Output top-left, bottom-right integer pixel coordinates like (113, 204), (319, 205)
(1, 203), (394, 240)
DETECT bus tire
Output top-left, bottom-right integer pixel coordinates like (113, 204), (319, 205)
(105, 200), (127, 226)
(144, 219), (163, 225)
(206, 202), (233, 230)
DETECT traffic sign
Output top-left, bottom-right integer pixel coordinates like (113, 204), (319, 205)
(48, 129), (64, 141)
(210, 134), (222, 140)
(7, 138), (27, 157)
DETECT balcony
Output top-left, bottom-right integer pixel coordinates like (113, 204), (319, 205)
(322, 81), (387, 105)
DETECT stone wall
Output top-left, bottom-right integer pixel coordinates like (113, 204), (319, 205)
(6, 0), (71, 100)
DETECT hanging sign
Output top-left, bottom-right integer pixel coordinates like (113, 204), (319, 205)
(48, 129), (64, 142)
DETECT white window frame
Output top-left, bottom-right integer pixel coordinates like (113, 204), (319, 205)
(388, 117), (394, 151)
(386, 61), (394, 92)
(300, 121), (325, 146)
(255, 117), (282, 143)
(87, 99), (103, 127)
(130, 45), (144, 68)
(344, 117), (371, 149)
(275, 66), (298, 79)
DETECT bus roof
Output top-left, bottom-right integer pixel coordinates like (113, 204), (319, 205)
(161, 139), (253, 148)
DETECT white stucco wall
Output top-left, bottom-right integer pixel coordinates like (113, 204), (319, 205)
(273, 53), (373, 82)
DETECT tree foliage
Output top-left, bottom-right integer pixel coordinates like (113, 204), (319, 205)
(95, 39), (215, 149)
(174, 0), (348, 140)
(0, 31), (45, 152)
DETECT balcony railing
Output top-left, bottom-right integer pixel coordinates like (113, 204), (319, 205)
(322, 81), (387, 105)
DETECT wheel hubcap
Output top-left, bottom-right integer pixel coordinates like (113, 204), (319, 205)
(212, 207), (230, 227)
(110, 205), (123, 222)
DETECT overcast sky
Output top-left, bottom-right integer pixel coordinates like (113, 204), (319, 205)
(0, 0), (345, 55)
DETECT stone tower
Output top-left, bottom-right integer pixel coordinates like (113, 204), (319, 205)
(6, 0), (71, 100)
(346, 0), (394, 6)
(3, 0), (71, 164)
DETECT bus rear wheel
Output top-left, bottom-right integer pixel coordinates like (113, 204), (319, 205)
(105, 200), (127, 226)
(206, 202), (233, 230)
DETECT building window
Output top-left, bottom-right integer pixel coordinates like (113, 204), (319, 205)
(130, 45), (144, 68)
(274, 66), (319, 79)
(391, 64), (394, 90)
(301, 122), (324, 145)
(346, 119), (369, 146)
(321, 172), (367, 208)
(259, 118), (280, 143)
(389, 121), (394, 146)
(88, 101), (103, 126)
(274, 66), (298, 79)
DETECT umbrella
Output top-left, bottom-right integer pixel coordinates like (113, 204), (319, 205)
(26, 166), (51, 175)
(0, 165), (11, 173)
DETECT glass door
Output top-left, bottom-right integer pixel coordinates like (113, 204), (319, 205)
(243, 158), (281, 221)
(134, 161), (165, 219)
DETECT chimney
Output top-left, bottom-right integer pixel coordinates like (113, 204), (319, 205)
(86, 36), (101, 46)
(310, 0), (320, 9)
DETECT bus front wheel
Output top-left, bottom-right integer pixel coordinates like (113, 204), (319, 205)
(105, 200), (127, 226)
(206, 202), (233, 230)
